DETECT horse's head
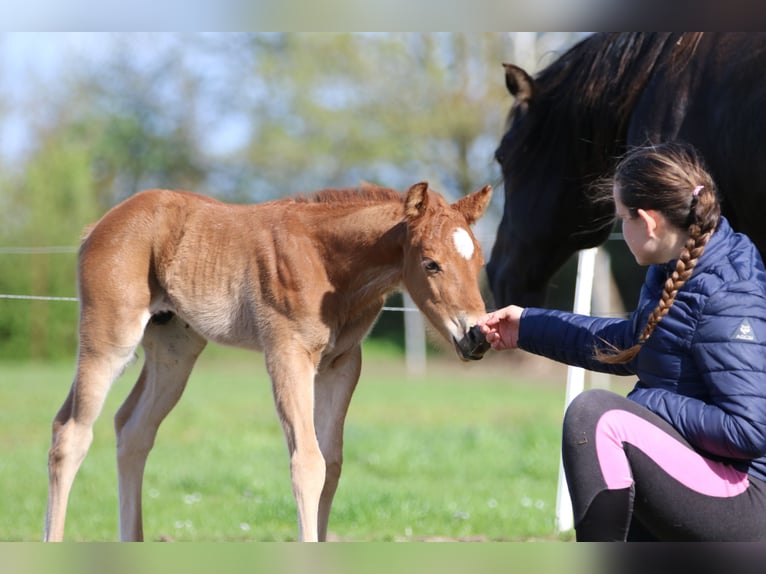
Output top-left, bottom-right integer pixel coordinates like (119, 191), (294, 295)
(401, 182), (492, 361)
(486, 63), (615, 308)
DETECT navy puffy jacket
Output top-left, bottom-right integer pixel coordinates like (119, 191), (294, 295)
(519, 217), (766, 483)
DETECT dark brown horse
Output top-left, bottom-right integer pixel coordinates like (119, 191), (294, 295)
(487, 32), (766, 308)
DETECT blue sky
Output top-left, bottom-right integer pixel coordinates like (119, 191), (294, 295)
(0, 34), (106, 160)
(0, 33), (253, 163)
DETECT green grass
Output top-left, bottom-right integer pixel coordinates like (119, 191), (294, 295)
(0, 343), (577, 542)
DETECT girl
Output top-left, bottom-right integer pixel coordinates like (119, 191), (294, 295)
(479, 142), (766, 540)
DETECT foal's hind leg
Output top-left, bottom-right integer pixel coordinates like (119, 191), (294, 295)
(114, 313), (206, 541)
(313, 345), (362, 541)
(45, 308), (148, 542)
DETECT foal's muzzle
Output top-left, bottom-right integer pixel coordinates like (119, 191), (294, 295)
(453, 325), (491, 361)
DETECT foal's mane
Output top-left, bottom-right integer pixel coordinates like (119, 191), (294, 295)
(291, 184), (403, 205)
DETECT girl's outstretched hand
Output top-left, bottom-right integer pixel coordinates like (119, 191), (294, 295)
(477, 305), (524, 351)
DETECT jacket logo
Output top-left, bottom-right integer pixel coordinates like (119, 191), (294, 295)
(732, 318), (757, 342)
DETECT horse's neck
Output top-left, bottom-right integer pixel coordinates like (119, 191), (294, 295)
(552, 33), (681, 168)
(306, 202), (406, 296)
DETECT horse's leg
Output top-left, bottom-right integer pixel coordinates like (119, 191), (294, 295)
(45, 306), (148, 542)
(266, 348), (325, 542)
(114, 314), (207, 541)
(313, 345), (362, 541)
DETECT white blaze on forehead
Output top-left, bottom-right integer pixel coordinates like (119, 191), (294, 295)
(452, 228), (475, 260)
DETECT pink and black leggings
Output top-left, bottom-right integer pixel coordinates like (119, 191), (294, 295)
(562, 389), (766, 541)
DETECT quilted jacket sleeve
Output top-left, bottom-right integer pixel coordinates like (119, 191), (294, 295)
(629, 284), (766, 459)
(518, 307), (638, 376)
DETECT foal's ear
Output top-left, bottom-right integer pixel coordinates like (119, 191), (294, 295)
(452, 185), (492, 225)
(404, 182), (430, 219)
(503, 63), (534, 104)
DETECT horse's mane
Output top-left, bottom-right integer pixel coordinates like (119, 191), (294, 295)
(541, 32), (702, 119)
(507, 33), (705, 176)
(291, 184), (403, 205)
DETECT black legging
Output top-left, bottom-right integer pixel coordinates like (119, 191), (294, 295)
(562, 389), (766, 541)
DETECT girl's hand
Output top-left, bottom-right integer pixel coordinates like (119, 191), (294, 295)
(477, 305), (524, 351)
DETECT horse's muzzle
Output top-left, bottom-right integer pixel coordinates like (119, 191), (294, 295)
(454, 324), (491, 361)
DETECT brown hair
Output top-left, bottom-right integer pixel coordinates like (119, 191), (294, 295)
(595, 142), (721, 363)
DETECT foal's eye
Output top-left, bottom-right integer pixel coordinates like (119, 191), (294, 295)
(423, 259), (441, 274)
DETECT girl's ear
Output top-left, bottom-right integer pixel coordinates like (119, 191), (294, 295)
(637, 208), (661, 238)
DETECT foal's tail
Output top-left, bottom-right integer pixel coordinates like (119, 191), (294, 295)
(79, 223), (97, 245)
(77, 223), (101, 260)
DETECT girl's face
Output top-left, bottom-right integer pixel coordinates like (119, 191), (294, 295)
(614, 187), (687, 266)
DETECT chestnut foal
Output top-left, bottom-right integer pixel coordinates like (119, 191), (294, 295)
(44, 181), (492, 541)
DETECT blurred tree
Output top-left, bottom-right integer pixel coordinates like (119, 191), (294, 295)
(0, 33), (594, 359)
(0, 127), (98, 358)
(0, 34), (211, 358)
(235, 33), (514, 201)
(63, 34), (210, 208)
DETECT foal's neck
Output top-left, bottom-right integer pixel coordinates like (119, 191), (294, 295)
(308, 201), (407, 296)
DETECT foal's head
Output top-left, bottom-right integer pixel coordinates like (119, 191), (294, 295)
(401, 182), (493, 361)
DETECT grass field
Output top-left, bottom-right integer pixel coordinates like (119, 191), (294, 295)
(0, 342), (610, 542)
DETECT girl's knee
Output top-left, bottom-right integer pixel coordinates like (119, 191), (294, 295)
(564, 389), (623, 429)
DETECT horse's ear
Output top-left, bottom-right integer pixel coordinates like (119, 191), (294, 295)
(452, 185), (492, 225)
(404, 182), (430, 220)
(503, 63), (534, 103)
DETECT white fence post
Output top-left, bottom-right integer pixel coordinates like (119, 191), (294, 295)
(402, 291), (427, 375)
(555, 247), (598, 534)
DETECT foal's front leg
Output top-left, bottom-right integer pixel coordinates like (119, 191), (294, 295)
(313, 345), (362, 541)
(266, 350), (326, 542)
